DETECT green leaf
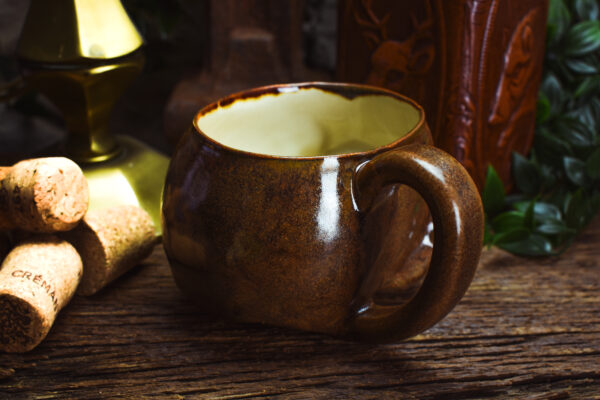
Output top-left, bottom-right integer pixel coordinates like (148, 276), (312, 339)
(536, 94), (551, 124)
(523, 200), (536, 230)
(574, 76), (600, 98)
(513, 200), (557, 226)
(547, 0), (572, 45)
(498, 234), (555, 256)
(564, 156), (588, 185)
(492, 211), (525, 233)
(565, 57), (599, 75)
(586, 147), (600, 179)
(590, 97), (600, 122)
(512, 153), (541, 195)
(482, 165), (506, 216)
(493, 228), (530, 246)
(569, 103), (599, 137)
(535, 218), (575, 235)
(512, 201), (530, 214)
(483, 222), (494, 246)
(584, 97), (600, 137)
(532, 202), (563, 221)
(540, 164), (558, 189)
(565, 189), (587, 229)
(534, 127), (573, 168)
(554, 116), (595, 148)
(574, 0), (600, 22)
(539, 72), (564, 117)
(563, 191), (572, 215)
(564, 21), (600, 57)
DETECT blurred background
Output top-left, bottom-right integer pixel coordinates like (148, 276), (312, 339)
(0, 0), (338, 157)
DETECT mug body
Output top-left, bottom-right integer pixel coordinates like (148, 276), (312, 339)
(162, 83), (433, 336)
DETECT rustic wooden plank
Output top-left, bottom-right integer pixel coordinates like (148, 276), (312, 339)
(1, 217), (599, 399)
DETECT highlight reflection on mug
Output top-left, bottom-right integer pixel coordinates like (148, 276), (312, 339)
(317, 157), (339, 243)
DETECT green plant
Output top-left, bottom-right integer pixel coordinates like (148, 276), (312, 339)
(483, 0), (600, 256)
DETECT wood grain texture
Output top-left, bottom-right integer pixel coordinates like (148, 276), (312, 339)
(0, 216), (599, 399)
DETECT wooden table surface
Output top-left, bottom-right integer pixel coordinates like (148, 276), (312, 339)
(0, 214), (598, 399)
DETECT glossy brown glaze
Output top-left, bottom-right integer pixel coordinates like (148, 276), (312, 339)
(351, 144), (484, 341)
(162, 83), (484, 342)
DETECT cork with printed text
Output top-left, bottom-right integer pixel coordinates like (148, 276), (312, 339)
(0, 236), (82, 352)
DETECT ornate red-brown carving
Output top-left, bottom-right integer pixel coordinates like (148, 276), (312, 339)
(487, 7), (542, 184)
(353, 0), (436, 102)
(338, 0), (548, 189)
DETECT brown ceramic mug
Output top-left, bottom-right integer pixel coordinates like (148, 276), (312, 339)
(162, 82), (484, 342)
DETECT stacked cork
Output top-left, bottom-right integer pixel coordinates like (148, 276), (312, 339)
(0, 157), (157, 352)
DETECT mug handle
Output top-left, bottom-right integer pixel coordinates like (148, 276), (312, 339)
(349, 143), (484, 342)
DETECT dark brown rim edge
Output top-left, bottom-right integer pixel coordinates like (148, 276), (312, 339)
(192, 81), (427, 161)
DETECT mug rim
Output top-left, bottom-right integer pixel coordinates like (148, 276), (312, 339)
(192, 82), (427, 160)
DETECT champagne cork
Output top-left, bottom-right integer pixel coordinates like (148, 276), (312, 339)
(64, 205), (157, 295)
(0, 236), (82, 352)
(0, 158), (89, 232)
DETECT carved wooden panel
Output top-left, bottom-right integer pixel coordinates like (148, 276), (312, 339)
(338, 0), (549, 189)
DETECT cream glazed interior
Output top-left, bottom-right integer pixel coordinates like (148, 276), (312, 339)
(195, 86), (422, 157)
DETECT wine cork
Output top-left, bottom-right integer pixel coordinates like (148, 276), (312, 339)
(0, 236), (82, 352)
(0, 158), (89, 232)
(0, 167), (9, 181)
(64, 205), (157, 296)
